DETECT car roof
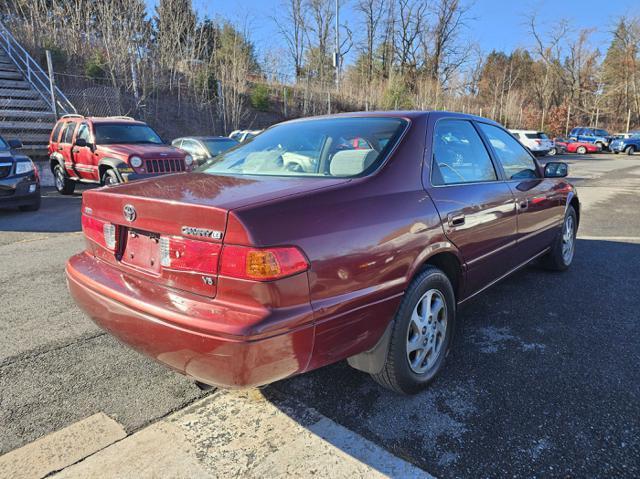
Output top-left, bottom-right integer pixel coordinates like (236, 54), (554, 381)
(57, 116), (146, 125)
(175, 136), (236, 141)
(277, 110), (501, 127)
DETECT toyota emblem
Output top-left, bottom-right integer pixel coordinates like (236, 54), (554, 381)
(123, 204), (137, 222)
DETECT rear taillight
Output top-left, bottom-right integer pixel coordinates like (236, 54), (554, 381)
(82, 215), (117, 251)
(535, 139), (542, 144)
(159, 236), (221, 274)
(220, 245), (309, 281)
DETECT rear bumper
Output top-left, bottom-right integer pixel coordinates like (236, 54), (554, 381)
(66, 252), (314, 388)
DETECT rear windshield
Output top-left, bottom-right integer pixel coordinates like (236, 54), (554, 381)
(203, 138), (238, 156)
(199, 117), (407, 178)
(94, 123), (163, 145)
(525, 132), (548, 139)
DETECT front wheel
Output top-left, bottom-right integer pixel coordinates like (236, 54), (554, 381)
(371, 266), (456, 395)
(542, 205), (577, 271)
(576, 146), (587, 155)
(101, 168), (120, 186)
(548, 147), (557, 156)
(625, 146), (636, 156)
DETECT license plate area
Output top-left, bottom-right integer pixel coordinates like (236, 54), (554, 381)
(121, 229), (161, 275)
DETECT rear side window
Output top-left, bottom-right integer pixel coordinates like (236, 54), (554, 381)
(525, 132), (548, 139)
(431, 120), (497, 185)
(478, 123), (538, 180)
(76, 123), (91, 143)
(61, 123), (77, 144)
(51, 122), (64, 143)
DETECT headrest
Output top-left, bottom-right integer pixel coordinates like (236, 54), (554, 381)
(329, 149), (378, 176)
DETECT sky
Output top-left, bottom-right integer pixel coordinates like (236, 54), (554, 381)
(146, 0), (635, 65)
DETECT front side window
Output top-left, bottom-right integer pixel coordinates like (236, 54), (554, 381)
(431, 119), (497, 185)
(94, 123), (163, 145)
(478, 123), (538, 180)
(200, 117), (407, 178)
(62, 122), (77, 144)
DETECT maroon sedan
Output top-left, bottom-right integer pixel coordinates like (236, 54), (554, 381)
(66, 112), (579, 394)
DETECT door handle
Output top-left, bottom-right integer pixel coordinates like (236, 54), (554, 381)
(447, 213), (466, 227)
(518, 198), (529, 210)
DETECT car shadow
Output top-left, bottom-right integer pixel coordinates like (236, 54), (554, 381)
(264, 238), (640, 477)
(0, 187), (92, 233)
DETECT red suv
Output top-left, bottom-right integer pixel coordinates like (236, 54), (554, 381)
(48, 115), (193, 194)
(66, 112), (579, 394)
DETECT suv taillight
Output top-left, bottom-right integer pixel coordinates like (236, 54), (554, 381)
(220, 245), (309, 281)
(82, 215), (117, 251)
(159, 236), (221, 274)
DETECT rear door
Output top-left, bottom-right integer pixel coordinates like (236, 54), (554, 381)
(477, 122), (564, 263)
(59, 122), (78, 177)
(71, 122), (97, 180)
(427, 117), (518, 297)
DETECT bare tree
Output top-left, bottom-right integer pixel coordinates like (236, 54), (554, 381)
(272, 0), (307, 81)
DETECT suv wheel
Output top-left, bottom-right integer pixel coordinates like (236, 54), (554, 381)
(101, 168), (120, 186)
(576, 145), (587, 155)
(53, 164), (75, 195)
(625, 145), (635, 156)
(371, 266), (455, 395)
(542, 205), (577, 271)
(595, 142), (605, 151)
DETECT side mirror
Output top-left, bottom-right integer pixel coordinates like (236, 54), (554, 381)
(75, 138), (88, 148)
(8, 139), (22, 149)
(544, 162), (568, 178)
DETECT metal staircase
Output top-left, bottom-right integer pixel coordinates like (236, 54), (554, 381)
(0, 20), (76, 158)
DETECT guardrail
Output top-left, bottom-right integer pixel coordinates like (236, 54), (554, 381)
(0, 19), (76, 116)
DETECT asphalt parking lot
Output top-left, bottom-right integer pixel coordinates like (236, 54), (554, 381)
(1, 153), (639, 477)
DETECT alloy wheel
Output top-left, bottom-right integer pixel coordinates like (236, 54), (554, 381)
(406, 289), (447, 374)
(562, 214), (576, 264)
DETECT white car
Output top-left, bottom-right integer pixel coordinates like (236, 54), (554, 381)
(509, 130), (555, 156)
(229, 129), (263, 143)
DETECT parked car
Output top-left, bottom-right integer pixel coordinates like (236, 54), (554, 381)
(609, 133), (640, 155)
(66, 111), (579, 395)
(509, 130), (554, 156)
(554, 137), (601, 155)
(229, 129), (262, 143)
(48, 115), (194, 194)
(172, 136), (239, 166)
(568, 127), (612, 151)
(0, 135), (40, 211)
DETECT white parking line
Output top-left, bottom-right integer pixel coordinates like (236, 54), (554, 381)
(0, 413), (126, 479)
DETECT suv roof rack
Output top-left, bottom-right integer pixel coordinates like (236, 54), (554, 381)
(60, 114), (84, 119)
(105, 115), (136, 121)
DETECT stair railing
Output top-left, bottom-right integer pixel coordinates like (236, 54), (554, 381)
(0, 19), (76, 116)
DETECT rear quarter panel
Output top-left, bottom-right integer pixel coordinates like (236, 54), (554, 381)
(230, 114), (455, 370)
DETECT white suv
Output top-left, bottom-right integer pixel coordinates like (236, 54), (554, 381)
(509, 130), (555, 156)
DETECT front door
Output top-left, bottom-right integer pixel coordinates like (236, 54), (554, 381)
(427, 118), (518, 298)
(477, 123), (564, 263)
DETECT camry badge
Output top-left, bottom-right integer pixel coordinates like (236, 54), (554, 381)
(181, 226), (223, 239)
(123, 204), (137, 222)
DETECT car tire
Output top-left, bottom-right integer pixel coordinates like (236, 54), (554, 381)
(625, 146), (635, 156)
(541, 205), (577, 271)
(53, 164), (75, 195)
(19, 196), (41, 212)
(576, 146), (587, 155)
(371, 266), (456, 395)
(613, 151), (619, 154)
(101, 168), (120, 186)
(595, 142), (605, 151)
(548, 147), (557, 156)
